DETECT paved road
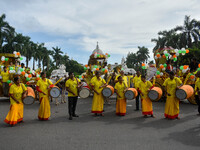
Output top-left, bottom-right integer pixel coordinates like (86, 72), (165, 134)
(0, 97), (200, 150)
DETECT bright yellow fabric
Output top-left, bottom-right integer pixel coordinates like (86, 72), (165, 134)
(1, 71), (9, 82)
(195, 78), (200, 95)
(138, 81), (153, 98)
(115, 75), (128, 87)
(163, 77), (182, 98)
(184, 73), (194, 85)
(132, 75), (141, 89)
(91, 92), (104, 113)
(38, 96), (51, 120)
(116, 99), (126, 115)
(127, 75), (133, 87)
(90, 76), (106, 93)
(4, 103), (24, 125)
(65, 78), (81, 97)
(178, 70), (182, 77)
(114, 82), (126, 100)
(164, 97), (179, 119)
(91, 76), (106, 113)
(36, 78), (53, 98)
(142, 97), (153, 115)
(9, 83), (27, 105)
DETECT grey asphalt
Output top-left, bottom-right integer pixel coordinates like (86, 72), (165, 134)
(0, 96), (200, 150)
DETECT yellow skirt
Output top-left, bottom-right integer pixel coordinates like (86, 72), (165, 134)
(38, 96), (51, 120)
(4, 103), (24, 125)
(164, 97), (179, 119)
(141, 97), (153, 115)
(91, 93), (104, 114)
(116, 99), (126, 116)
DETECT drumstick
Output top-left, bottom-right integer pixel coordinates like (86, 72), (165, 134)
(54, 78), (63, 85)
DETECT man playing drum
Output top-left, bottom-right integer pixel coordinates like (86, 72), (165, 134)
(65, 72), (82, 120)
(115, 70), (128, 87)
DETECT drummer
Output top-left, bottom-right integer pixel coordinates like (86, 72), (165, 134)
(163, 71), (183, 120)
(65, 72), (82, 120)
(114, 76), (128, 116)
(90, 71), (107, 116)
(4, 76), (27, 126)
(195, 71), (200, 115)
(132, 71), (141, 111)
(114, 70), (128, 87)
(36, 72), (53, 121)
(1, 66), (10, 96)
(138, 75), (155, 118)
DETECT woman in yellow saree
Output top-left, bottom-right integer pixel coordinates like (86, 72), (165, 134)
(4, 76), (27, 126)
(163, 71), (183, 119)
(36, 72), (53, 120)
(138, 75), (155, 118)
(90, 71), (107, 116)
(114, 76), (128, 116)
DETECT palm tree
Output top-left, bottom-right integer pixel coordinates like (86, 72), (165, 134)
(174, 15), (200, 48)
(0, 14), (15, 52)
(52, 46), (63, 67)
(136, 46), (150, 64)
(35, 43), (45, 68)
(151, 30), (182, 51)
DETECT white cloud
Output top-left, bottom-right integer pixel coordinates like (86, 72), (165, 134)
(1, 0), (200, 64)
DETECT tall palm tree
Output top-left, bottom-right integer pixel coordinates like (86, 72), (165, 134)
(35, 43), (45, 68)
(0, 14), (15, 52)
(136, 46), (150, 64)
(151, 30), (182, 51)
(174, 15), (200, 48)
(52, 46), (63, 67)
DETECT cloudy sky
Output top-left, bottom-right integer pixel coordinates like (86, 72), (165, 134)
(1, 0), (200, 65)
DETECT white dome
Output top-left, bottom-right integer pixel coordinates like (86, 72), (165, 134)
(92, 42), (104, 55)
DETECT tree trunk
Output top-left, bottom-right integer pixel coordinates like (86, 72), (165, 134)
(56, 59), (58, 68)
(42, 60), (45, 71)
(26, 57), (29, 67)
(38, 59), (41, 68)
(33, 58), (35, 70)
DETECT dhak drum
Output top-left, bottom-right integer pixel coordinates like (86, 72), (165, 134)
(79, 82), (90, 98)
(102, 85), (114, 97)
(125, 88), (138, 100)
(50, 86), (61, 98)
(23, 87), (35, 105)
(175, 85), (194, 100)
(148, 87), (163, 102)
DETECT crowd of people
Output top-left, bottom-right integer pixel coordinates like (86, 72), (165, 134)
(1, 58), (200, 126)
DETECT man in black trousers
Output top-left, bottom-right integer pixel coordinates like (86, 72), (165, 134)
(65, 72), (82, 120)
(132, 71), (141, 111)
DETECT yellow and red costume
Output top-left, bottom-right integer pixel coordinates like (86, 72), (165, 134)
(4, 83), (27, 125)
(36, 78), (53, 120)
(163, 77), (182, 119)
(114, 82), (127, 116)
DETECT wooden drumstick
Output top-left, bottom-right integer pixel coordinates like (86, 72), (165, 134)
(54, 78), (63, 85)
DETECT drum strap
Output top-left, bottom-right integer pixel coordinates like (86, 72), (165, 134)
(75, 78), (80, 93)
(21, 83), (26, 92)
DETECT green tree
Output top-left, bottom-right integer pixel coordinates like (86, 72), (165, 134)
(52, 46), (63, 67)
(136, 46), (150, 64)
(0, 14), (15, 52)
(174, 15), (200, 48)
(126, 52), (138, 68)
